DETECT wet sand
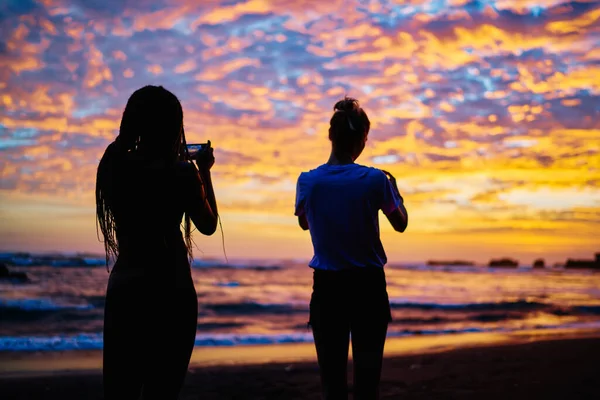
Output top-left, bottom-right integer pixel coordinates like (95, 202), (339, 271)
(1, 336), (600, 399)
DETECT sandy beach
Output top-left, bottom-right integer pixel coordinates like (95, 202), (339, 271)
(1, 334), (600, 399)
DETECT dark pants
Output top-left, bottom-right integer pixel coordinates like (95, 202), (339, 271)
(103, 277), (198, 400)
(309, 268), (391, 400)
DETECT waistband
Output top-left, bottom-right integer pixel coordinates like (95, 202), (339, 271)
(312, 267), (387, 291)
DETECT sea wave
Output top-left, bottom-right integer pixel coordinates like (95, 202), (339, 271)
(573, 305), (600, 315)
(192, 261), (282, 271)
(204, 301), (307, 315)
(0, 298), (94, 311)
(204, 299), (561, 317)
(213, 281), (241, 287)
(0, 253), (286, 270)
(3, 321), (600, 352)
(0, 253), (105, 267)
(388, 299), (600, 317)
(388, 304), (600, 325)
(389, 299), (548, 311)
(4, 297), (600, 322)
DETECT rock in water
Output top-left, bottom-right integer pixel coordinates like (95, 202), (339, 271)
(533, 259), (545, 268)
(0, 263), (30, 283)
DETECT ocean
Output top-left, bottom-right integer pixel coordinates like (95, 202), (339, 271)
(1, 254), (600, 352)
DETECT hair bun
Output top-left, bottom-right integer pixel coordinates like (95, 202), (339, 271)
(333, 96), (360, 113)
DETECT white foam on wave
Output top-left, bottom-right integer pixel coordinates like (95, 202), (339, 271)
(213, 281), (241, 287)
(0, 298), (94, 311)
(0, 332), (317, 352)
(388, 298), (547, 311)
(191, 258), (284, 270)
(193, 332), (314, 347)
(0, 333), (104, 351)
(3, 321), (600, 352)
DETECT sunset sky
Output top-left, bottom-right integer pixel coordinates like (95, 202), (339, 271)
(1, 0), (599, 264)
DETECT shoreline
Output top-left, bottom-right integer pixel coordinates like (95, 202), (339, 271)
(1, 326), (599, 378)
(1, 335), (599, 399)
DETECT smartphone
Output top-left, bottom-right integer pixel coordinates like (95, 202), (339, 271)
(186, 142), (209, 157)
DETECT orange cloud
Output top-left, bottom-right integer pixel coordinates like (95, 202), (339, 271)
(112, 50), (127, 61)
(174, 59), (197, 74)
(546, 7), (600, 34)
(83, 44), (113, 88)
(191, 0), (270, 27)
(131, 4), (194, 32)
(0, 24), (48, 74)
(194, 58), (260, 81)
(147, 64), (164, 75)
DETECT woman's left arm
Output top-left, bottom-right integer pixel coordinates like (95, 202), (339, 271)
(298, 214), (309, 230)
(294, 173), (309, 230)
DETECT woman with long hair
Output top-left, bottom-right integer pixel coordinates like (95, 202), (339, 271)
(295, 97), (408, 400)
(96, 85), (218, 399)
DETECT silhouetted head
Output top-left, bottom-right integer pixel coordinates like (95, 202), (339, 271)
(329, 97), (370, 161)
(117, 85), (186, 161)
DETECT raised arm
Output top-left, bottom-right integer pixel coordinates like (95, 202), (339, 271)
(182, 146), (218, 235)
(386, 203), (408, 233)
(380, 170), (408, 233)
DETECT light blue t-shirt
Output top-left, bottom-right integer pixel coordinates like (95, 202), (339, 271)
(295, 163), (401, 271)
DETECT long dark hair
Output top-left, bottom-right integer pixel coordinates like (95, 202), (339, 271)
(329, 96), (370, 155)
(96, 85), (194, 268)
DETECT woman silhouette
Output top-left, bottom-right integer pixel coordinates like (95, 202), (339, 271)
(295, 97), (408, 400)
(96, 85), (218, 399)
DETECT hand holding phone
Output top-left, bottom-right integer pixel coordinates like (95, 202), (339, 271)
(186, 143), (207, 158)
(188, 140), (214, 170)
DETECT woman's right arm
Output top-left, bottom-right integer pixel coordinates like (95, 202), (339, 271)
(197, 166), (218, 234)
(183, 148), (218, 235)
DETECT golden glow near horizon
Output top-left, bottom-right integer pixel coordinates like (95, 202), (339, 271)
(1, 0), (599, 263)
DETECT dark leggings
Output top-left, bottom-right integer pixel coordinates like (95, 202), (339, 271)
(310, 268), (391, 400)
(103, 278), (198, 400)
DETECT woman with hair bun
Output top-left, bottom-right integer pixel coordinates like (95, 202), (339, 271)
(295, 97), (408, 400)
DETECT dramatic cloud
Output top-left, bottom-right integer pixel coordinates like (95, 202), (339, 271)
(1, 0), (599, 262)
